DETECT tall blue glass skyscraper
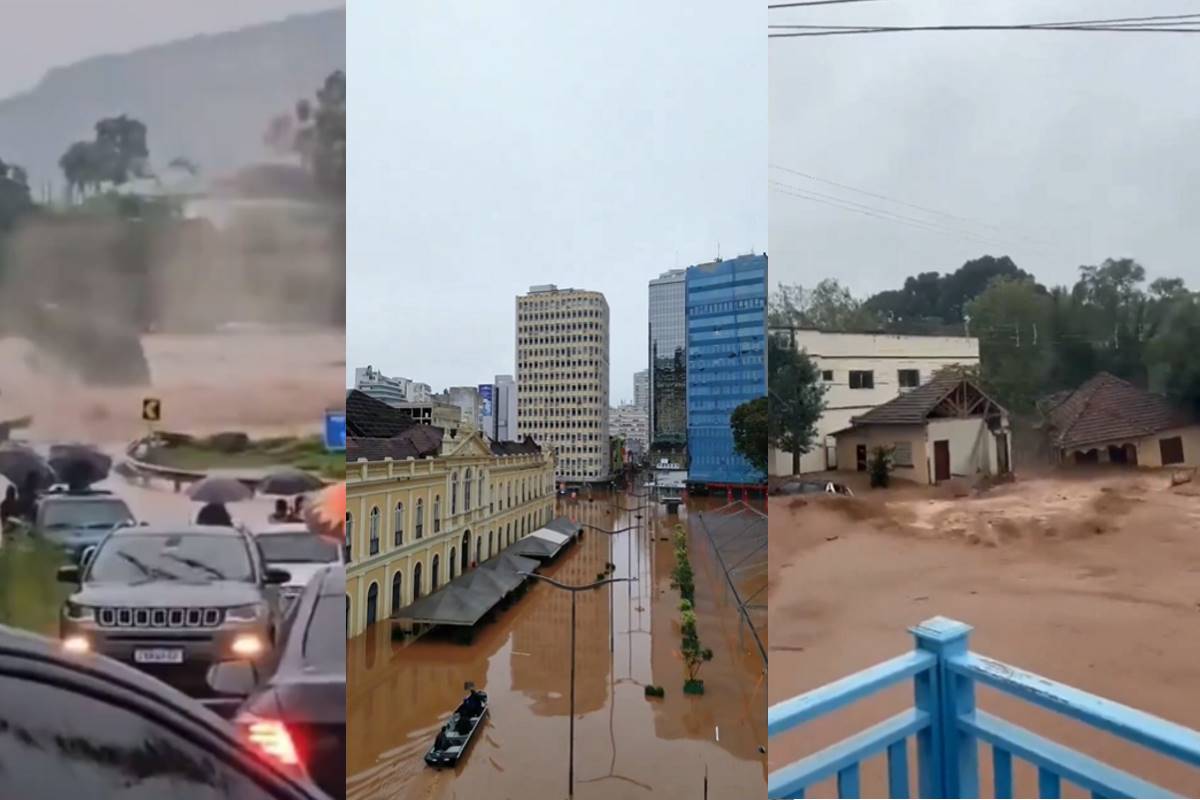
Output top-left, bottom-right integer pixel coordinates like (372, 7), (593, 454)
(685, 254), (767, 486)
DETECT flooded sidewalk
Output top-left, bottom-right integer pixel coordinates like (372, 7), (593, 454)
(347, 491), (766, 799)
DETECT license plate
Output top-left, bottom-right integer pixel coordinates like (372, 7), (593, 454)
(134, 648), (184, 664)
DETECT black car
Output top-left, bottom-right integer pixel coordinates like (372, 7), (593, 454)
(59, 525), (290, 696)
(208, 565), (346, 800)
(0, 623), (331, 799)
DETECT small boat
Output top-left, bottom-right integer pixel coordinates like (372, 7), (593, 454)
(424, 687), (489, 768)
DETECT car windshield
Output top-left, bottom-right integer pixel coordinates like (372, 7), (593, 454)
(88, 533), (253, 583)
(41, 499), (132, 530)
(258, 533), (339, 564)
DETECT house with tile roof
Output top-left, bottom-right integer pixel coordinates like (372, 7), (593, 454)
(831, 372), (1012, 485)
(1040, 372), (1200, 467)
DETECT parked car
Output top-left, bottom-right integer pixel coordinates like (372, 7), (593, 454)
(58, 524), (290, 697)
(253, 523), (343, 614)
(34, 488), (137, 562)
(776, 480), (854, 497)
(208, 565), (346, 800)
(0, 622), (331, 799)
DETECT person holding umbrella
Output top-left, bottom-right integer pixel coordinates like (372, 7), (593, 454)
(187, 476), (254, 528)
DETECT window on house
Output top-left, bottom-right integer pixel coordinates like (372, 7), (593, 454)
(1160, 436), (1185, 465)
(893, 441), (914, 467)
(415, 499), (424, 539)
(849, 370), (874, 389)
(898, 369), (920, 388)
(822, 370), (834, 382)
(369, 507), (380, 555)
(393, 502), (404, 546)
(433, 495), (441, 533)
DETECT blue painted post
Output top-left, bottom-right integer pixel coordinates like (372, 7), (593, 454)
(912, 617), (978, 798)
(912, 646), (943, 798)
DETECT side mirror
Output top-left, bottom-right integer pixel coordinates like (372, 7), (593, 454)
(206, 660), (259, 697)
(81, 546), (97, 566)
(264, 567), (291, 585)
(57, 564), (80, 584)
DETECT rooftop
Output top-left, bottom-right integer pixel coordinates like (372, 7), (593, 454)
(1042, 372), (1196, 451)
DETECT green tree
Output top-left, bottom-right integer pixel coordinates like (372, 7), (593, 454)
(294, 70), (345, 196)
(770, 278), (880, 331)
(768, 333), (827, 474)
(730, 396), (768, 477)
(965, 277), (1055, 412)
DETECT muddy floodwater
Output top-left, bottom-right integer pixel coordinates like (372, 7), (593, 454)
(769, 470), (1200, 798)
(0, 329), (345, 442)
(348, 492), (767, 800)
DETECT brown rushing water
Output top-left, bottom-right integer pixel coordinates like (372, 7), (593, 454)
(769, 473), (1200, 798)
(347, 491), (767, 800)
(0, 330), (345, 442)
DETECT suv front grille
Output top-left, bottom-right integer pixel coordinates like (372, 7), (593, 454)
(96, 607), (225, 628)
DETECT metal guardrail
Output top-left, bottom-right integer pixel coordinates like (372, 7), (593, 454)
(768, 617), (1200, 799)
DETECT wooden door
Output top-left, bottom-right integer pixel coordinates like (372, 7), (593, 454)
(934, 440), (951, 482)
(856, 444), (867, 472)
(995, 433), (1010, 474)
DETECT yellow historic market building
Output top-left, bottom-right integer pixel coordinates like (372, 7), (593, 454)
(345, 428), (556, 637)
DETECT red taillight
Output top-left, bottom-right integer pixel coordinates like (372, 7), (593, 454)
(243, 715), (301, 766)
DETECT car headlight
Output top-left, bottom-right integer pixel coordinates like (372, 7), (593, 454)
(64, 602), (94, 622)
(226, 603), (267, 622)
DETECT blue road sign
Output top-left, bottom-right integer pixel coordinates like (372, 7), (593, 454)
(324, 410), (346, 452)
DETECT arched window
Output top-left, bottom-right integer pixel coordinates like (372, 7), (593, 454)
(464, 468), (472, 511)
(415, 498), (424, 539)
(391, 572), (403, 614)
(393, 502), (404, 546)
(451, 472), (458, 515)
(461, 532), (470, 572)
(413, 562), (423, 599)
(479, 471), (486, 509)
(366, 582), (379, 626)
(345, 513), (353, 561)
(507, 482), (512, 508)
(475, 535), (482, 563)
(369, 507), (380, 555)
(431, 554), (440, 591)
(449, 547), (457, 579)
(488, 530), (494, 557)
(433, 495), (441, 533)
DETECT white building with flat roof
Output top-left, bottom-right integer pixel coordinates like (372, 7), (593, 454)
(770, 328), (980, 476)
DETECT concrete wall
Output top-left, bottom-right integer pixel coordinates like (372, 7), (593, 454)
(835, 424), (930, 484)
(1064, 425), (1200, 468)
(926, 417), (1002, 477)
(769, 329), (979, 477)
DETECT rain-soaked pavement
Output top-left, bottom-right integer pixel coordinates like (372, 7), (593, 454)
(346, 491), (767, 800)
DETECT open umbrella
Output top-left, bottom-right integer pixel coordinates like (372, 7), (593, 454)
(304, 481), (344, 540)
(257, 468), (324, 496)
(48, 444), (112, 489)
(0, 443), (56, 490)
(187, 476), (254, 504)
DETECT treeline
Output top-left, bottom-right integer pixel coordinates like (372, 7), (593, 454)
(771, 255), (1200, 417)
(0, 70), (346, 332)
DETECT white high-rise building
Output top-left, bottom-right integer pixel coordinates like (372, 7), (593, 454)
(353, 366), (411, 407)
(516, 285), (610, 483)
(633, 369), (649, 417)
(480, 375), (519, 442)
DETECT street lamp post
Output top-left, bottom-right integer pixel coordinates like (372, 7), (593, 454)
(520, 571), (636, 800)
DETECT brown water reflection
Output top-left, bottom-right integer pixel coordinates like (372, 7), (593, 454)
(347, 491), (767, 800)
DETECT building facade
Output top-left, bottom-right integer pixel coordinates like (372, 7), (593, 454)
(479, 375), (519, 442)
(648, 269), (687, 451)
(441, 386), (483, 430)
(685, 254), (768, 487)
(345, 431), (556, 638)
(633, 369), (649, 417)
(354, 366), (416, 407)
(515, 285), (611, 483)
(609, 404), (648, 453)
(769, 329), (980, 476)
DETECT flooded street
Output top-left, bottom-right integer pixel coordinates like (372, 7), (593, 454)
(347, 491), (766, 800)
(0, 329), (345, 442)
(768, 471), (1200, 798)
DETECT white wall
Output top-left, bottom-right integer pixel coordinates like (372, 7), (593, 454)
(835, 424), (930, 484)
(926, 417), (1000, 478)
(1065, 425), (1200, 468)
(770, 329), (980, 476)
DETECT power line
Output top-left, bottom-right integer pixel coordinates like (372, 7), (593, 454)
(768, 0), (890, 8)
(768, 164), (1056, 247)
(770, 24), (1200, 38)
(769, 12), (1200, 30)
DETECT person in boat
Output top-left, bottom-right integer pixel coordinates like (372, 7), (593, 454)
(434, 729), (452, 751)
(269, 498), (290, 523)
(288, 495), (305, 522)
(461, 688), (485, 718)
(196, 502), (234, 526)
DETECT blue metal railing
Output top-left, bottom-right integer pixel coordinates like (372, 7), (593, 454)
(768, 617), (1200, 799)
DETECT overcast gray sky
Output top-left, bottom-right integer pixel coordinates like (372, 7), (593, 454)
(347, 0), (767, 405)
(0, 0), (341, 100)
(770, 0), (1200, 297)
